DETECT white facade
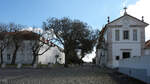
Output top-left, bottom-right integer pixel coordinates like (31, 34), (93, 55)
(118, 56), (150, 83)
(38, 45), (65, 64)
(145, 49), (150, 56)
(0, 31), (65, 65)
(96, 13), (149, 68)
(111, 25), (142, 67)
(0, 40), (65, 64)
(1, 40), (36, 64)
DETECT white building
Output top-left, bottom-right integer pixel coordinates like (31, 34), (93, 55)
(0, 31), (65, 65)
(96, 10), (149, 68)
(38, 43), (65, 64)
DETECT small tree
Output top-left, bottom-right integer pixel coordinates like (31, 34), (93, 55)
(0, 24), (10, 64)
(10, 23), (25, 64)
(0, 36), (10, 64)
(30, 28), (54, 65)
(31, 40), (53, 65)
(11, 32), (23, 64)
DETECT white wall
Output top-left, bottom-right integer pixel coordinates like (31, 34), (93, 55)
(2, 40), (34, 64)
(38, 45), (65, 64)
(96, 49), (100, 65)
(0, 40), (65, 64)
(104, 30), (107, 42)
(112, 43), (141, 68)
(110, 26), (143, 68)
(119, 56), (150, 83)
(112, 27), (141, 43)
(145, 49), (150, 56)
(109, 15), (145, 68)
(119, 56), (150, 69)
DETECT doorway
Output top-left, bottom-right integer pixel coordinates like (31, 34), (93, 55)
(122, 52), (130, 59)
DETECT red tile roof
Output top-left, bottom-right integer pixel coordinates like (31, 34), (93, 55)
(0, 30), (64, 51)
(0, 30), (40, 40)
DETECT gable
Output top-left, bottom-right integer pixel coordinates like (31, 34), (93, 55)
(107, 14), (149, 27)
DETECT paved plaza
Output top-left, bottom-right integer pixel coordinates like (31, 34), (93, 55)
(0, 65), (145, 84)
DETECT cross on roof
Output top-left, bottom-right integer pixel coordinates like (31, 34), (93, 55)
(124, 7), (127, 14)
(142, 16), (144, 21)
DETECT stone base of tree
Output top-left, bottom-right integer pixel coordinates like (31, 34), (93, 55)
(69, 64), (80, 67)
(1, 63), (6, 68)
(33, 64), (38, 68)
(48, 64), (53, 68)
(17, 63), (22, 69)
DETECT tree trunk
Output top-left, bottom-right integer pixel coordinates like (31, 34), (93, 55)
(32, 53), (37, 65)
(0, 49), (3, 64)
(55, 57), (57, 64)
(79, 51), (84, 65)
(64, 55), (69, 67)
(64, 49), (69, 67)
(11, 46), (19, 64)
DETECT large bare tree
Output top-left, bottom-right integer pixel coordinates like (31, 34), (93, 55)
(43, 17), (98, 67)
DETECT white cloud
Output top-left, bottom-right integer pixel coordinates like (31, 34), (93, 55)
(22, 27), (43, 34)
(122, 0), (150, 41)
(122, 0), (128, 7)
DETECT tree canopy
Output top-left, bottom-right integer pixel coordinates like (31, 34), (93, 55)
(43, 17), (99, 67)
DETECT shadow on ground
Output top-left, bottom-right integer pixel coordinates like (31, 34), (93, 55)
(0, 65), (147, 84)
(106, 68), (146, 84)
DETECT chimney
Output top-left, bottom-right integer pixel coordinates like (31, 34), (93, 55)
(107, 16), (110, 23)
(142, 16), (144, 22)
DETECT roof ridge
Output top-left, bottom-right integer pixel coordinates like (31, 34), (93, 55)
(107, 13), (149, 26)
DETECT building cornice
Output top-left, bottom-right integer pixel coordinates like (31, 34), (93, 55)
(129, 25), (146, 27)
(107, 25), (123, 28)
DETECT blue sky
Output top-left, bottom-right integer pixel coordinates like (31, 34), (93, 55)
(0, 0), (143, 62)
(0, 0), (138, 29)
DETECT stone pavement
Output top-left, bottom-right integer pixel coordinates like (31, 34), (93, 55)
(0, 65), (146, 84)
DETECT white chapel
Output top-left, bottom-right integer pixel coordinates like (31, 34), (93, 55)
(96, 8), (149, 68)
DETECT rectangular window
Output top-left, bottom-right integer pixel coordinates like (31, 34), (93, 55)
(122, 52), (130, 59)
(133, 29), (137, 41)
(115, 30), (120, 41)
(123, 30), (129, 40)
(7, 54), (11, 60)
(116, 56), (120, 60)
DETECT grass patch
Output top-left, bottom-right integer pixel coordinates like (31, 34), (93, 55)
(52, 63), (64, 67)
(22, 64), (32, 66)
(38, 64), (48, 67)
(7, 64), (17, 67)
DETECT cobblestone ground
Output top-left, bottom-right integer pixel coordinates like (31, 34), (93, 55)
(0, 65), (146, 84)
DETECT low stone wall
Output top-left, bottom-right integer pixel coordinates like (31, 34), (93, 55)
(118, 56), (150, 83)
(0, 64), (59, 69)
